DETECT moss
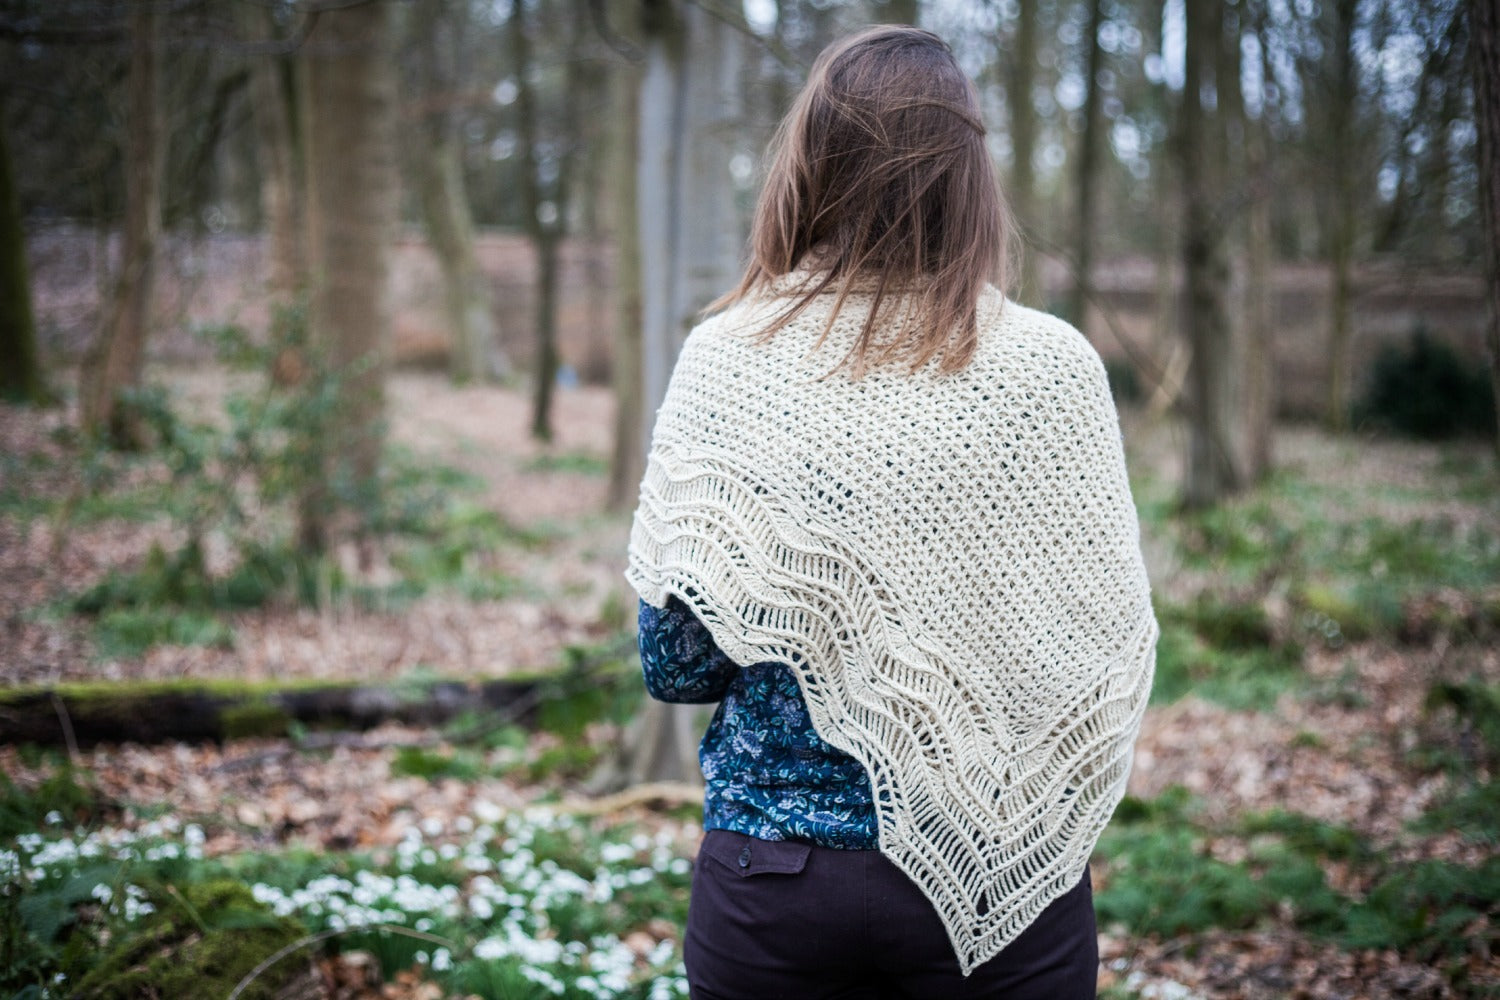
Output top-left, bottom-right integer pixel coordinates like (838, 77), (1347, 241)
(220, 701), (292, 741)
(70, 880), (306, 1000)
(1294, 583), (1381, 643)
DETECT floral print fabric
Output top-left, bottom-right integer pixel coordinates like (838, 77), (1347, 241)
(638, 597), (878, 849)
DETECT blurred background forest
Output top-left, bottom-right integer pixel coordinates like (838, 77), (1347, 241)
(2, 0), (1499, 998)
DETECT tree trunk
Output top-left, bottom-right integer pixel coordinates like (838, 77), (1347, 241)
(1243, 120), (1275, 482)
(636, 16), (679, 444)
(601, 0), (744, 792)
(513, 0), (584, 442)
(242, 12), (304, 300)
(1004, 0), (1039, 306)
(1179, 0), (1241, 508)
(606, 39), (645, 512)
(80, 5), (163, 447)
(1472, 0), (1500, 457)
(0, 88), (45, 405)
(409, 0), (499, 386)
(298, 2), (398, 553)
(1323, 0), (1357, 431)
(1241, 0), (1277, 482)
(1066, 0), (1104, 331)
(531, 231), (562, 440)
(421, 134), (498, 386)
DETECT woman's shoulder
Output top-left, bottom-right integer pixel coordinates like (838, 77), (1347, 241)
(976, 291), (1105, 374)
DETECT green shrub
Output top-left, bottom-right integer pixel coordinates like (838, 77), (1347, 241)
(1425, 681), (1500, 761)
(1103, 357), (1143, 405)
(1415, 778), (1500, 844)
(1354, 327), (1495, 440)
(61, 312), (529, 657)
(1339, 857), (1500, 962)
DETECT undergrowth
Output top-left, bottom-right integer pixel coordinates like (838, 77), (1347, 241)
(1094, 788), (1499, 988)
(2, 801), (693, 1000)
(54, 310), (535, 659)
(1136, 445), (1500, 713)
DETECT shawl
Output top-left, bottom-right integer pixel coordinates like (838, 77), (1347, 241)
(626, 277), (1157, 973)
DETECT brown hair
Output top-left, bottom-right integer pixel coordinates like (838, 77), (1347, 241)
(712, 25), (1012, 376)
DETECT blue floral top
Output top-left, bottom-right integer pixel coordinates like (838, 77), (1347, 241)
(638, 597), (878, 849)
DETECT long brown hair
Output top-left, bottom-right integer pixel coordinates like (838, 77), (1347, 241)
(713, 25), (1013, 376)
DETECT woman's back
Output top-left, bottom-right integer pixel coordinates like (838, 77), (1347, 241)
(627, 23), (1157, 994)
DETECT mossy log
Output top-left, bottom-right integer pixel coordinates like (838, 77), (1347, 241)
(0, 675), (557, 748)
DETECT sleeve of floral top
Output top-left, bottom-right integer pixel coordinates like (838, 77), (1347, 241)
(638, 597), (739, 704)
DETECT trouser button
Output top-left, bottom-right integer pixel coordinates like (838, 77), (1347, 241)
(738, 845), (752, 868)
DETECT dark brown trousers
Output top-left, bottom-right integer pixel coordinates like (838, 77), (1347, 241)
(684, 830), (1098, 1000)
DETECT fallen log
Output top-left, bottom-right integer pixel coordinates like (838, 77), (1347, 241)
(0, 673), (565, 748)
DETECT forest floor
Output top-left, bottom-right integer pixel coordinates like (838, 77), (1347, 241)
(2, 368), (1499, 999)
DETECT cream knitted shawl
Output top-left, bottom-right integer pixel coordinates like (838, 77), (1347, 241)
(626, 278), (1157, 974)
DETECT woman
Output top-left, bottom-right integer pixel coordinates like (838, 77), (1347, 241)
(626, 25), (1156, 1000)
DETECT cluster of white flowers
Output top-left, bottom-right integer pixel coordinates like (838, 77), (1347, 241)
(412, 807), (692, 1000)
(10, 820), (204, 882)
(249, 870), (463, 932)
(5, 826), (200, 923)
(8, 804), (696, 1000)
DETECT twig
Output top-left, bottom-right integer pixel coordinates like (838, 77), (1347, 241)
(1025, 233), (1172, 395)
(562, 780), (704, 816)
(587, 0), (642, 62)
(227, 924), (459, 1000)
(50, 693), (80, 765)
(682, 0), (801, 72)
(165, 883), (210, 935)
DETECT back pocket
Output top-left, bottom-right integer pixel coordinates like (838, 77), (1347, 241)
(698, 831), (811, 878)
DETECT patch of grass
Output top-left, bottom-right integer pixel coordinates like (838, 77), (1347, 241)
(92, 607), (236, 660)
(1425, 680), (1500, 763)
(1410, 680), (1500, 844)
(1095, 821), (1272, 937)
(1239, 809), (1371, 863)
(1150, 607), (1303, 711)
(1177, 499), (1298, 581)
(1291, 583), (1385, 646)
(1098, 789), (1500, 969)
(521, 451), (608, 476)
(0, 766), (107, 839)
(1413, 779), (1500, 844)
(1340, 857), (1500, 963)
(390, 745), (487, 783)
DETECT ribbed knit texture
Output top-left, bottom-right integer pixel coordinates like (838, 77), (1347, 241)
(626, 276), (1157, 974)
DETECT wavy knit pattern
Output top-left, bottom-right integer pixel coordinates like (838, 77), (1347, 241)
(626, 278), (1158, 974)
